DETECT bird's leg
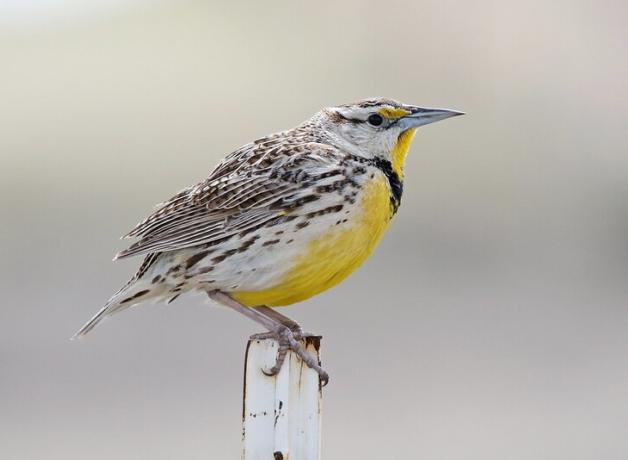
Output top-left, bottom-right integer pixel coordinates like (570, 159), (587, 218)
(207, 290), (279, 331)
(207, 291), (329, 385)
(252, 306), (304, 337)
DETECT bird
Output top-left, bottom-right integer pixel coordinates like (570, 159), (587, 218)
(74, 97), (463, 384)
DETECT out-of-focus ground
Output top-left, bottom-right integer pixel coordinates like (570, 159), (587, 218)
(2, 1), (628, 458)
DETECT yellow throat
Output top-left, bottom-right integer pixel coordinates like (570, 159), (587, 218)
(391, 128), (417, 178)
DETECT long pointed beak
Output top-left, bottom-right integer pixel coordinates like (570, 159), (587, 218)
(398, 106), (465, 130)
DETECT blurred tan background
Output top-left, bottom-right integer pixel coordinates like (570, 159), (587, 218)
(2, 0), (628, 458)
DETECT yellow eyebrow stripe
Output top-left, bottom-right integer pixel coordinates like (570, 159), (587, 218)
(378, 107), (410, 119)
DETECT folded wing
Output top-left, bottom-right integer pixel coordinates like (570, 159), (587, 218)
(115, 141), (341, 259)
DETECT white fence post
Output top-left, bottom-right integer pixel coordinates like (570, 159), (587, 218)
(242, 337), (323, 460)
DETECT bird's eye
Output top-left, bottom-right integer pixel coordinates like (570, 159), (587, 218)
(367, 114), (383, 126)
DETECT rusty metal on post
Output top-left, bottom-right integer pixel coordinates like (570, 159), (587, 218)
(242, 337), (323, 460)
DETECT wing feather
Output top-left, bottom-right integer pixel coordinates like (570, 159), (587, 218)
(115, 141), (342, 259)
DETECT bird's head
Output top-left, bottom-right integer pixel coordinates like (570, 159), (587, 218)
(319, 97), (463, 177)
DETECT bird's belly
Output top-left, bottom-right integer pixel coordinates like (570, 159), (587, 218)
(231, 176), (393, 306)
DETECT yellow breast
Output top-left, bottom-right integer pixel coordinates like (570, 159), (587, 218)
(232, 176), (393, 306)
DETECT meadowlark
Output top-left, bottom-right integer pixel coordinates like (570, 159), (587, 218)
(75, 98), (463, 384)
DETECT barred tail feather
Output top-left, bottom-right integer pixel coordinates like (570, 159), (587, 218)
(73, 253), (164, 339)
(72, 282), (159, 339)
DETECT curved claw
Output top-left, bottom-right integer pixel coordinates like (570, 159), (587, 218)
(261, 341), (289, 376)
(261, 366), (280, 377)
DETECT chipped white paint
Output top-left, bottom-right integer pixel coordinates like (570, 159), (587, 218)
(242, 337), (323, 460)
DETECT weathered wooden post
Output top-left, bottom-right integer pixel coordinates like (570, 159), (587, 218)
(242, 337), (323, 460)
